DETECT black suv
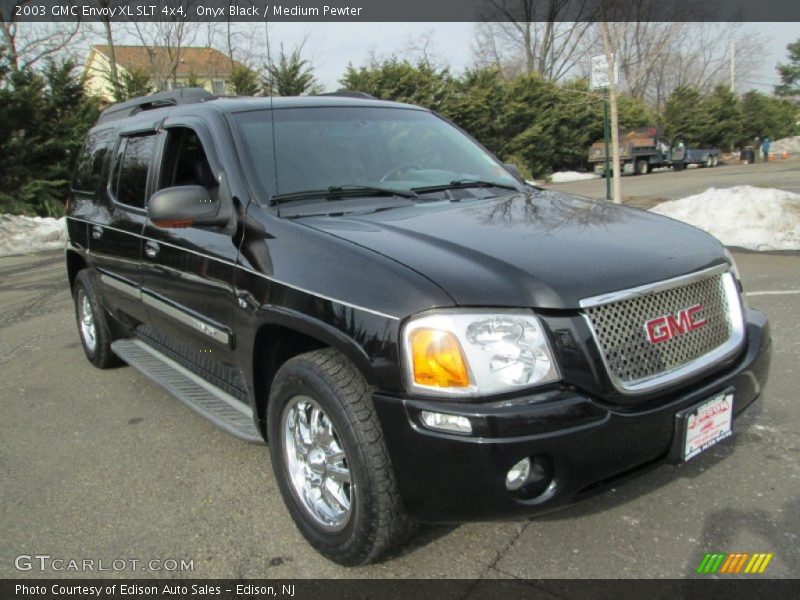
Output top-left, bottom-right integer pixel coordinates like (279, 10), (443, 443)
(66, 88), (771, 565)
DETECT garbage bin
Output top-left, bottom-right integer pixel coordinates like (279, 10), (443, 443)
(740, 149), (755, 164)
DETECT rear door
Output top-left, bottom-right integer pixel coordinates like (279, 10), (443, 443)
(87, 125), (160, 325)
(139, 119), (244, 395)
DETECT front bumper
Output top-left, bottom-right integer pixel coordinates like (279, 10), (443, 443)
(373, 308), (771, 522)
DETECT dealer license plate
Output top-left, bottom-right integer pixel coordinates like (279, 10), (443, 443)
(683, 392), (734, 461)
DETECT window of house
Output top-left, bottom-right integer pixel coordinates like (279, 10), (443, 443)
(212, 80), (225, 95)
(110, 134), (157, 209)
(72, 129), (115, 192)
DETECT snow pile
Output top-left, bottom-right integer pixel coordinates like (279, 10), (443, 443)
(651, 185), (800, 251)
(550, 171), (600, 183)
(771, 136), (800, 155)
(0, 214), (66, 257)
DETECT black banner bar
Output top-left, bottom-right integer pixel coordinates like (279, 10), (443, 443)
(2, 0), (800, 23)
(3, 579), (800, 600)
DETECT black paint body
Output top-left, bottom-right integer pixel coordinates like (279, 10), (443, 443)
(66, 96), (772, 521)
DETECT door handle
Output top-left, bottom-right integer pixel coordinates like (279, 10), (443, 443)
(92, 225), (103, 240)
(144, 240), (160, 259)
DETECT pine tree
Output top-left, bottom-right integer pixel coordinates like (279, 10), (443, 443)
(229, 64), (260, 96)
(663, 85), (712, 146)
(703, 85), (742, 151)
(775, 38), (800, 98)
(263, 47), (322, 96)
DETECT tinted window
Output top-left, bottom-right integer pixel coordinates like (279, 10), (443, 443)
(115, 134), (157, 208)
(158, 128), (217, 190)
(72, 129), (115, 192)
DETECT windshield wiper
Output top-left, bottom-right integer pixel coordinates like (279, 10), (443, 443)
(270, 184), (417, 206)
(412, 179), (520, 194)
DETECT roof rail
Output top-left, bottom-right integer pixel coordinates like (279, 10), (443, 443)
(97, 88), (216, 124)
(314, 90), (377, 100)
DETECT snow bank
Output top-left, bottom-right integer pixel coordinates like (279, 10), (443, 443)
(550, 171), (600, 183)
(0, 215), (66, 257)
(651, 185), (800, 251)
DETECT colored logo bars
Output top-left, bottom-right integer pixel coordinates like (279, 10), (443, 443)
(697, 552), (774, 574)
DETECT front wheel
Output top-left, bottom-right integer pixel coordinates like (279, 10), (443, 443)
(673, 160), (685, 172)
(634, 159), (649, 175)
(267, 348), (413, 565)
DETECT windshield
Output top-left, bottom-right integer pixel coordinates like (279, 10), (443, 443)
(232, 106), (520, 201)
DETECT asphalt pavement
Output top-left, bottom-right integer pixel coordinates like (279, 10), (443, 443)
(1, 245), (798, 580)
(546, 157), (800, 209)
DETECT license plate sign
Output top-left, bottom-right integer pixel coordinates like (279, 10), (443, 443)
(683, 392), (733, 461)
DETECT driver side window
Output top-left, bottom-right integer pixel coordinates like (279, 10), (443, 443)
(157, 127), (217, 191)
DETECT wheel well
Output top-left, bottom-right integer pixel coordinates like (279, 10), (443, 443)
(66, 250), (86, 292)
(252, 324), (327, 432)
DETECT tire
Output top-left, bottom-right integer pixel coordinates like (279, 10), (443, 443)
(704, 155), (713, 168)
(267, 348), (413, 565)
(634, 159), (649, 175)
(711, 155), (719, 167)
(73, 270), (122, 369)
(673, 160), (685, 172)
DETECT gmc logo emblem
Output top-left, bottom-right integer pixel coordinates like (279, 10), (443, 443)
(645, 304), (707, 344)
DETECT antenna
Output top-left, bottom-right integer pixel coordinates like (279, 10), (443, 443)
(265, 20), (280, 215)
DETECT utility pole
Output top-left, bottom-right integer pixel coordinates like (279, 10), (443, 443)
(730, 41), (735, 93)
(600, 22), (622, 204)
(603, 90), (611, 200)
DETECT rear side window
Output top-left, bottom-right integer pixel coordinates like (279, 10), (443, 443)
(72, 129), (115, 192)
(111, 134), (157, 209)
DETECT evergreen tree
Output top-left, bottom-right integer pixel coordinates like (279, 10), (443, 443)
(264, 47), (323, 96)
(702, 85), (742, 151)
(739, 90), (798, 144)
(229, 64), (260, 96)
(340, 58), (454, 112)
(775, 38), (800, 98)
(663, 85), (712, 145)
(0, 60), (100, 216)
(115, 68), (153, 102)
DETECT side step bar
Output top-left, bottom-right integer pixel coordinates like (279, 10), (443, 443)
(111, 339), (264, 444)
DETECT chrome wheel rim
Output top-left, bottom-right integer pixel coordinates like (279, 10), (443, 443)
(77, 290), (97, 353)
(281, 395), (352, 531)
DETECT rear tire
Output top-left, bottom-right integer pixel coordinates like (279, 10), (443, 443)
(634, 159), (649, 175)
(267, 348), (413, 565)
(73, 270), (122, 369)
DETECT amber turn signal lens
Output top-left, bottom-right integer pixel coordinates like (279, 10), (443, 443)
(410, 328), (470, 388)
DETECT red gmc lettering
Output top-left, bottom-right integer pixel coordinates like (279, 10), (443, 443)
(645, 304), (707, 344)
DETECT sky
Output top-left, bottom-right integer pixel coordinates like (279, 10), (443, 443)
(259, 21), (798, 94)
(91, 21), (798, 94)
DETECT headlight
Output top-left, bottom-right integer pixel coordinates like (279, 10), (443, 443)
(402, 310), (560, 397)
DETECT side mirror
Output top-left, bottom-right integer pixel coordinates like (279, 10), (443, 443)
(148, 185), (226, 228)
(504, 163), (523, 181)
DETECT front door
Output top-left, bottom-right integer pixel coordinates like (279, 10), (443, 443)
(139, 120), (244, 396)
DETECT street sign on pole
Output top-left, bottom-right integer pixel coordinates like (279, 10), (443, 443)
(590, 53), (619, 90)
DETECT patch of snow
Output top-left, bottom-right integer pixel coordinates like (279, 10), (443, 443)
(651, 185), (800, 251)
(550, 171), (600, 183)
(0, 214), (66, 257)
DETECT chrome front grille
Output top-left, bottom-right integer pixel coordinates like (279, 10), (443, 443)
(581, 267), (745, 393)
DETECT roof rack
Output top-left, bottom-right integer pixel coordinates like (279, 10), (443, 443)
(97, 88), (216, 124)
(314, 90), (377, 100)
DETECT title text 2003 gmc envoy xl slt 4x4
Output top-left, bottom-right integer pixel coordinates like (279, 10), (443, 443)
(65, 89), (771, 565)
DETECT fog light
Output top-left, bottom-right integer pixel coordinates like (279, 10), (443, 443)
(420, 411), (472, 434)
(506, 458), (531, 491)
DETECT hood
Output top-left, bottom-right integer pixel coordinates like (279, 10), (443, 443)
(296, 190), (729, 310)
